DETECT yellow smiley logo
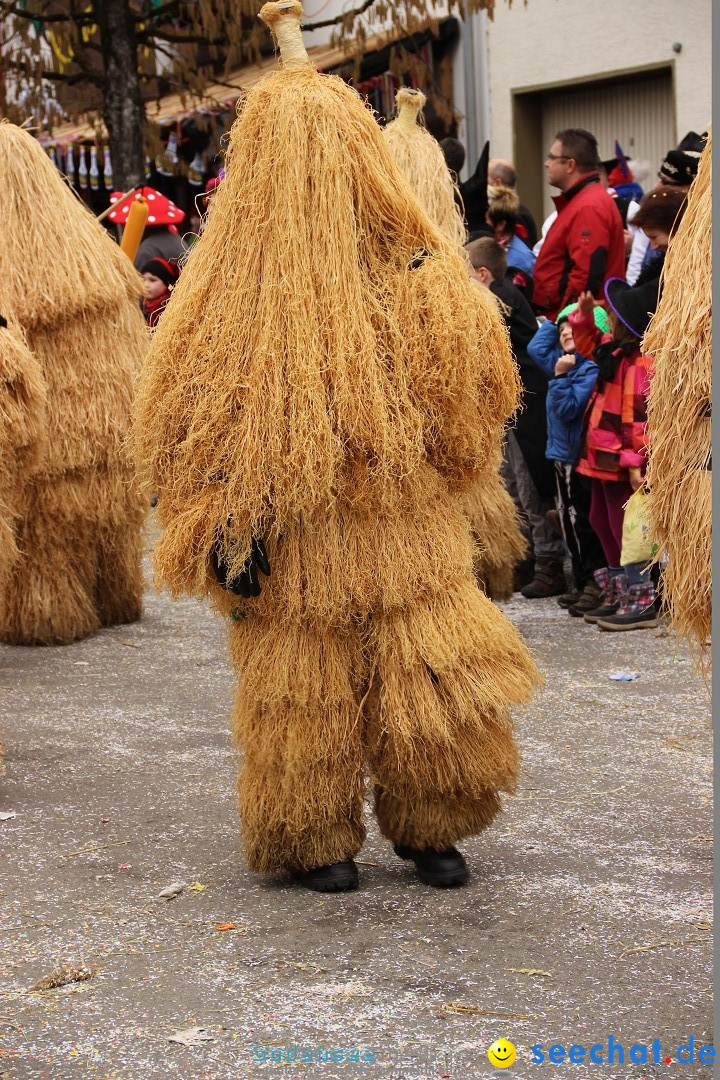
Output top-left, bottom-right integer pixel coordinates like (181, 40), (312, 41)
(488, 1039), (517, 1068)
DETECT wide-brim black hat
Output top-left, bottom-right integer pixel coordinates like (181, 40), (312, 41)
(604, 277), (660, 339)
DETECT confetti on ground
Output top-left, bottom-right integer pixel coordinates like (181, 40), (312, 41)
(608, 671), (640, 682)
(189, 882), (207, 892)
(0, 811), (17, 822)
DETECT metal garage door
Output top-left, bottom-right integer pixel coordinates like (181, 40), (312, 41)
(541, 69), (675, 217)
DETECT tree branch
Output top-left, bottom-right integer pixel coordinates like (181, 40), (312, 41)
(303, 0), (376, 31)
(136, 27), (228, 46)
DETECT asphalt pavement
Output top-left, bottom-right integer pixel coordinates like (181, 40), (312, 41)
(0, 539), (712, 1080)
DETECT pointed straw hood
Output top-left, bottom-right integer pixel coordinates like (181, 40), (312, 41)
(383, 88), (467, 248)
(643, 126), (712, 661)
(135, 0), (518, 594)
(0, 122), (144, 327)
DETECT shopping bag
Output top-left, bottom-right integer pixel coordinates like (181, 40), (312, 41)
(620, 488), (658, 566)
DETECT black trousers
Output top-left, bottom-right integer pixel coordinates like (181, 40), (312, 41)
(554, 462), (606, 588)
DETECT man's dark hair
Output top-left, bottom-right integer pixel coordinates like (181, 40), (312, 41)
(555, 128), (600, 173)
(441, 137), (466, 176)
(465, 237), (507, 281)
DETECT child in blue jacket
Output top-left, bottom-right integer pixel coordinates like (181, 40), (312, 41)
(528, 302), (609, 615)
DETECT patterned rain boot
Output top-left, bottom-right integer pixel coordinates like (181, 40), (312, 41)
(596, 582), (659, 631)
(580, 569), (626, 623)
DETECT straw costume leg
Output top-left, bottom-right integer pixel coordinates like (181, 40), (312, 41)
(366, 575), (535, 852)
(0, 493), (101, 646)
(93, 521), (145, 628)
(228, 617), (367, 874)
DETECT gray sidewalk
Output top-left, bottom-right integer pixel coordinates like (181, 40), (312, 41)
(0, 562), (712, 1079)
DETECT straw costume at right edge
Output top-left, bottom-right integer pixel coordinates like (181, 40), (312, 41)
(135, 1), (540, 892)
(643, 127), (712, 662)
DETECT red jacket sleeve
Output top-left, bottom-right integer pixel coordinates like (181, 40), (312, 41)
(568, 307), (604, 359)
(559, 204), (615, 310)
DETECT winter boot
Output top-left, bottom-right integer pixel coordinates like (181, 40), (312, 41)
(520, 557), (567, 599)
(566, 579), (603, 617)
(294, 860), (359, 892)
(596, 582), (659, 631)
(512, 556), (535, 593)
(582, 569), (626, 624)
(394, 845), (469, 887)
(557, 588), (582, 608)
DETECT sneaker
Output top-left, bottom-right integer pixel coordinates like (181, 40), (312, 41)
(394, 844), (469, 887)
(567, 580), (603, 617)
(294, 860), (359, 892)
(520, 558), (567, 599)
(557, 589), (581, 608)
(596, 583), (659, 631)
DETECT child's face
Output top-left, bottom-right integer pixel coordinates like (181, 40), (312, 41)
(643, 226), (671, 252)
(558, 321), (576, 353)
(143, 272), (167, 300)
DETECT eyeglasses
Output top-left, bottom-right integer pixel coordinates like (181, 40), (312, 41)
(546, 152), (572, 161)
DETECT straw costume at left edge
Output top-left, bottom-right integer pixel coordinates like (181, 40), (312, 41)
(135, 1), (540, 892)
(0, 122), (147, 646)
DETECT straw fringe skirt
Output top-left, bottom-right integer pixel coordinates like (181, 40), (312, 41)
(219, 493), (539, 873)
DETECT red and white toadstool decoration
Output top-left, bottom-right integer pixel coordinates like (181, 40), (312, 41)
(107, 186), (185, 227)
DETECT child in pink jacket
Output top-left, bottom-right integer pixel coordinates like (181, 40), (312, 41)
(570, 277), (657, 630)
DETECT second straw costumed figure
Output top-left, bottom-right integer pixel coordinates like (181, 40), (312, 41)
(0, 123), (147, 646)
(134, 1), (540, 889)
(383, 88), (527, 600)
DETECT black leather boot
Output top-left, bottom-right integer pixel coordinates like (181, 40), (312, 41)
(394, 844), (469, 887)
(294, 860), (359, 893)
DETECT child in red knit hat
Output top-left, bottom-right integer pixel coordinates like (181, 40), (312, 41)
(141, 258), (179, 328)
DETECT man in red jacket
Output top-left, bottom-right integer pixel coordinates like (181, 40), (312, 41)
(533, 129), (626, 320)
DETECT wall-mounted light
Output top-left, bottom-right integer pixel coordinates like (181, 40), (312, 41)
(672, 42), (682, 53)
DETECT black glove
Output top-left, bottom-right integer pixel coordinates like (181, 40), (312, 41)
(211, 536), (270, 598)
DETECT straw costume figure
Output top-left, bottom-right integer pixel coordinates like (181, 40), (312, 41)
(134, 1), (540, 892)
(0, 315), (46, 587)
(0, 123), (147, 646)
(644, 127), (712, 660)
(383, 88), (526, 601)
(383, 88), (467, 248)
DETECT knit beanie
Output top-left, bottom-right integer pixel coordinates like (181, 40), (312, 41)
(557, 302), (610, 335)
(141, 257), (179, 288)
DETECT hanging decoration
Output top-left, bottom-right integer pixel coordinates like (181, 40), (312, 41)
(103, 147), (113, 189)
(89, 145), (100, 190)
(77, 145), (88, 188)
(188, 152), (204, 187)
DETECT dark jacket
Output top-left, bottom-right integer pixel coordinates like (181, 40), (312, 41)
(489, 278), (554, 498)
(527, 320), (598, 464)
(532, 174), (626, 319)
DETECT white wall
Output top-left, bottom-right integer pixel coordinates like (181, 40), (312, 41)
(485, 0), (711, 160)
